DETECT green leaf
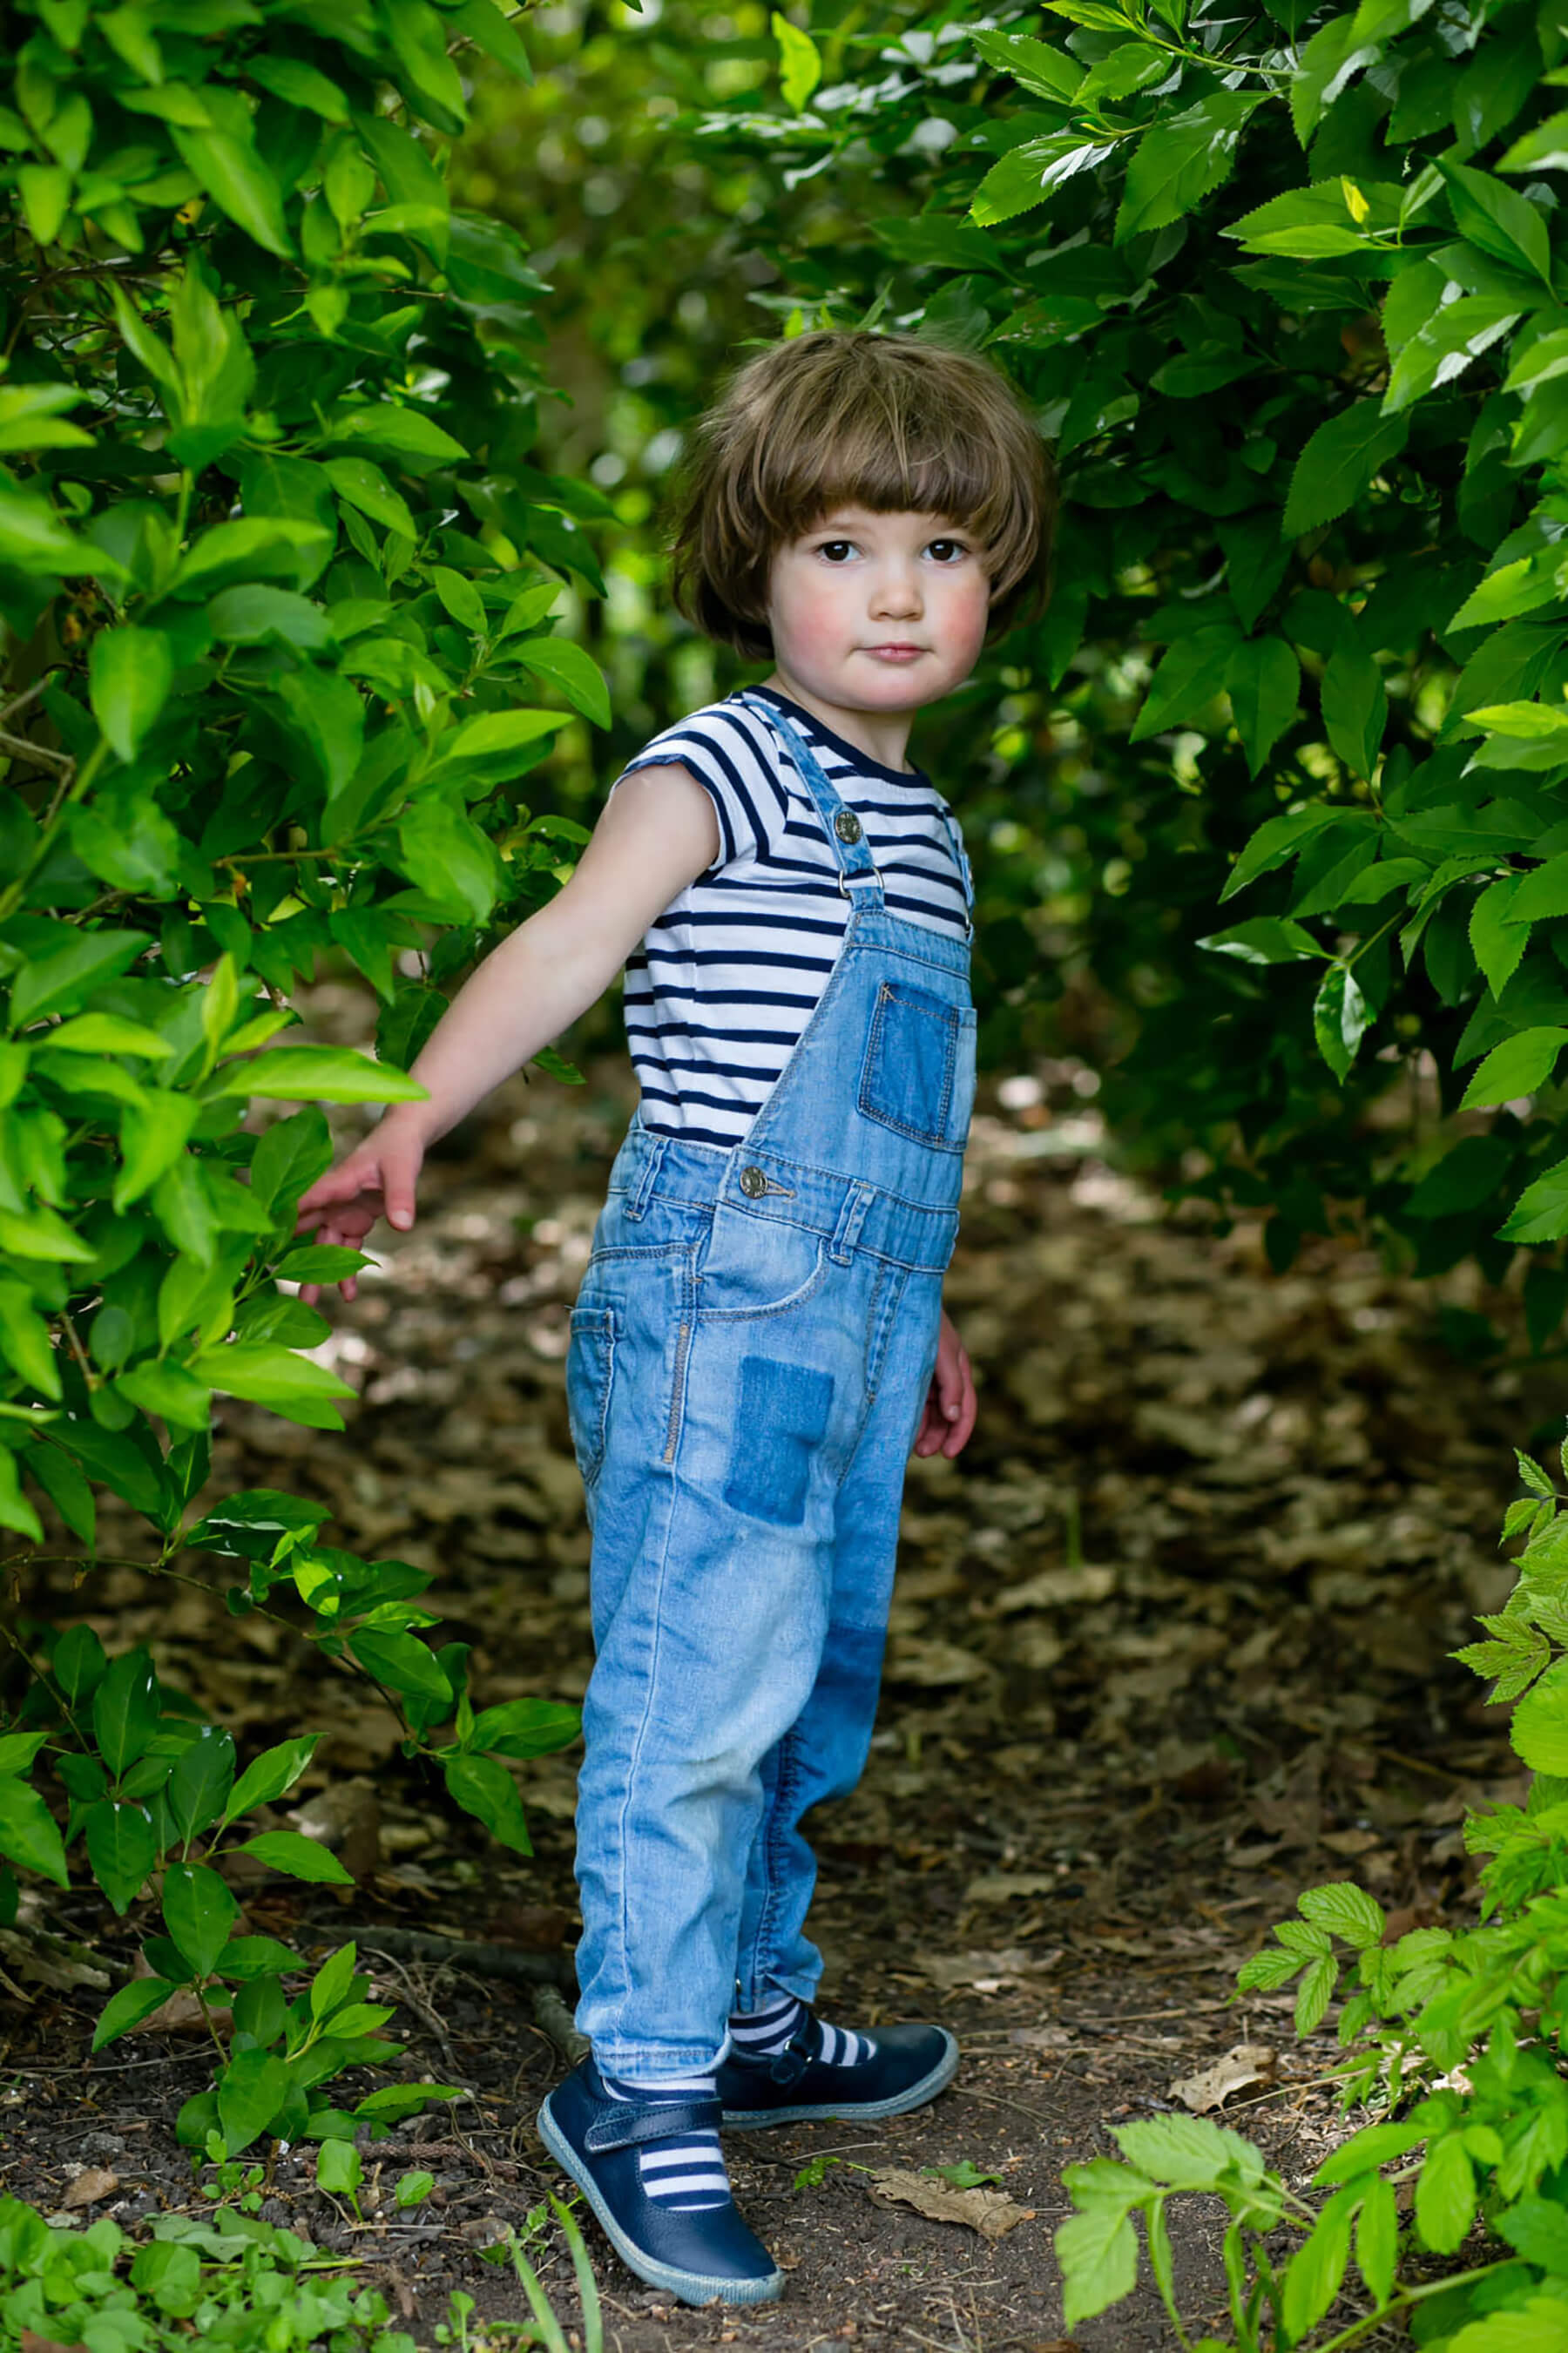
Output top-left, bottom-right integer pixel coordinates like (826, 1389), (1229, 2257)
(25, 1442), (92, 1543)
(317, 2136), (363, 2196)
(1500, 1160), (1568, 1244)
(395, 2167), (435, 2209)
(1282, 2192), (1354, 2339)
(1471, 873), (1529, 997)
(1461, 1027), (1568, 1109)
(1511, 1657), (1568, 1771)
(10, 930), (149, 1026)
(189, 1342), (355, 1430)
(231, 1829), (355, 1883)
(321, 403), (468, 472)
(772, 10), (821, 111)
(1499, 112), (1568, 173)
(206, 585), (335, 652)
(0, 1775), (68, 1886)
(0, 1281), (61, 1399)
(1297, 1882), (1386, 1949)
(468, 1696), (580, 1757)
(84, 1798), (158, 1914)
(114, 1095), (199, 1214)
(1315, 2119), (1429, 2186)
(321, 455), (417, 538)
(1224, 637), (1300, 775)
(443, 1753), (532, 1855)
(92, 1976), (180, 2052)
(170, 123), (293, 257)
(351, 1627), (452, 1705)
(44, 1012), (172, 1058)
(224, 1735), (318, 1824)
(394, 797), (504, 924)
(1114, 92), (1266, 243)
(92, 1647), (160, 1778)
(217, 2047), (292, 2154)
(431, 707), (571, 772)
(1437, 155), (1551, 286)
(244, 56), (351, 120)
(1195, 917), (1322, 965)
(1416, 2133), (1477, 2255)
(1314, 964), (1371, 1081)
(1130, 625), (1242, 742)
(969, 28), (1082, 99)
(969, 133), (1113, 229)
(1294, 1951), (1338, 2034)
(212, 1045), (427, 1103)
(1057, 2206), (1139, 2329)
(1284, 406), (1409, 538)
(88, 625), (173, 763)
(274, 668), (365, 802)
(1290, 17), (1380, 144)
(1321, 628), (1387, 779)
(166, 1728), (236, 1844)
(163, 1861), (239, 1977)
(508, 637), (612, 728)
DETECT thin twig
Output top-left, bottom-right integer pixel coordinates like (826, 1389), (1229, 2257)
(0, 727), (70, 771)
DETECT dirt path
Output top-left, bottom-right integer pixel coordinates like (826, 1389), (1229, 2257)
(4, 1047), (1535, 2349)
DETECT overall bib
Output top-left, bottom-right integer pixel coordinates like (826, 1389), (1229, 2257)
(565, 693), (976, 2079)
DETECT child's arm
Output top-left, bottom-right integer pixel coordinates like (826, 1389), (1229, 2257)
(294, 767), (719, 1299)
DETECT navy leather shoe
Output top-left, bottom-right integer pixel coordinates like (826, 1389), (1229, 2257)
(537, 2059), (783, 2306)
(716, 2012), (960, 2128)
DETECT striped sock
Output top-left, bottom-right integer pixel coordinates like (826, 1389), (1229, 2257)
(600, 2069), (730, 2212)
(729, 1997), (872, 2066)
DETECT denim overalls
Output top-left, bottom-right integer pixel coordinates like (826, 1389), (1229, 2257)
(564, 693), (976, 2080)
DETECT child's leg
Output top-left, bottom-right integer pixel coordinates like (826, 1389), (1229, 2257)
(571, 1229), (867, 2083)
(733, 1268), (942, 2012)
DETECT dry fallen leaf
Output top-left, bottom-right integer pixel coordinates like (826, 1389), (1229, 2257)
(909, 1946), (1063, 1991)
(963, 1872), (1058, 1904)
(137, 1985), (233, 2038)
(61, 2168), (118, 2208)
(1169, 2044), (1277, 2114)
(22, 2331), (91, 2353)
(868, 2167), (1031, 2241)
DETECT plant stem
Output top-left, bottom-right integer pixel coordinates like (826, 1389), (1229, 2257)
(1311, 2261), (1512, 2353)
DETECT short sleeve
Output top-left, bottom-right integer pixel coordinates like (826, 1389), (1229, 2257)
(612, 704), (785, 875)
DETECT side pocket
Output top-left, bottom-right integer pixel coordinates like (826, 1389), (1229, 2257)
(565, 1303), (617, 1487)
(858, 982), (975, 1152)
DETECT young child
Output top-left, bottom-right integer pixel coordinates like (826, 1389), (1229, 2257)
(297, 329), (1055, 2307)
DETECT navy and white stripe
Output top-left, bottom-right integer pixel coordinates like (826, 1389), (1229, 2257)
(613, 686), (970, 1150)
(729, 1996), (870, 2066)
(601, 2069), (731, 2212)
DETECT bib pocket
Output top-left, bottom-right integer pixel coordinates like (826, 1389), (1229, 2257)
(566, 1302), (618, 1485)
(858, 981), (977, 1153)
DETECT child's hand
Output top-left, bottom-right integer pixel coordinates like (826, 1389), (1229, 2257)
(912, 1310), (977, 1459)
(293, 1112), (426, 1305)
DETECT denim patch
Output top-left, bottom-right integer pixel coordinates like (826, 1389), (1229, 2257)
(722, 1356), (834, 1526)
(858, 981), (973, 1151)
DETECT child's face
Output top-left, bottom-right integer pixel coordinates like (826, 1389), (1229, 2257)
(764, 505), (992, 720)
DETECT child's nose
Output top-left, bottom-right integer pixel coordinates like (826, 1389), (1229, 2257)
(871, 565), (922, 613)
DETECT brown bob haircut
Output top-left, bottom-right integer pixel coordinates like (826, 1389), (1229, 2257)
(667, 329), (1058, 663)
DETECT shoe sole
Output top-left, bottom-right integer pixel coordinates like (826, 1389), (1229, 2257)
(537, 2093), (785, 2308)
(720, 2030), (962, 2130)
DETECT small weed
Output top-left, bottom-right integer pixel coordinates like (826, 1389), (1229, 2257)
(922, 2160), (1001, 2190)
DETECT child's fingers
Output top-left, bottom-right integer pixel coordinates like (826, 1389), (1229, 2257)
(376, 1137), (422, 1233)
(939, 1345), (977, 1457)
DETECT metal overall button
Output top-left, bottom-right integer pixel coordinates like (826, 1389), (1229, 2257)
(834, 809), (862, 843)
(739, 1165), (769, 1199)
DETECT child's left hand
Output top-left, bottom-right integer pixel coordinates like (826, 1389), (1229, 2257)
(913, 1310), (977, 1459)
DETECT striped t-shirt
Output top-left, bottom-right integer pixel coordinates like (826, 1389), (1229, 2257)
(612, 685), (970, 1150)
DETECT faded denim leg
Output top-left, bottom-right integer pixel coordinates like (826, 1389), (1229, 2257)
(733, 1268), (944, 2012)
(571, 1240), (871, 2082)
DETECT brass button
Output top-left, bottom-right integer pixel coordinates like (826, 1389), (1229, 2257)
(739, 1166), (768, 1200)
(834, 809), (862, 844)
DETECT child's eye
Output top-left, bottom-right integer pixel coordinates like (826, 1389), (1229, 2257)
(816, 540), (856, 563)
(927, 540), (970, 563)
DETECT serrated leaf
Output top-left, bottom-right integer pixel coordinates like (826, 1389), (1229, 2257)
(1314, 964), (1371, 1081)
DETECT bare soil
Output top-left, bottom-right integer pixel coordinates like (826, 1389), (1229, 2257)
(4, 1037), (1540, 2350)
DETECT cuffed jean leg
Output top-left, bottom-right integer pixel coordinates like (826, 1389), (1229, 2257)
(734, 1272), (943, 2012)
(572, 1351), (841, 2079)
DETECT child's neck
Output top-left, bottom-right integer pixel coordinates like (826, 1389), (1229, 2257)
(759, 671), (917, 775)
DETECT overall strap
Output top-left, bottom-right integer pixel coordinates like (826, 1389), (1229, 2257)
(736, 692), (885, 909)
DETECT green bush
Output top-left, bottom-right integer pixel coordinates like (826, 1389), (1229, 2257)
(1054, 1438), (1568, 2350)
(0, 0), (591, 2133)
(682, 0), (1568, 1333)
